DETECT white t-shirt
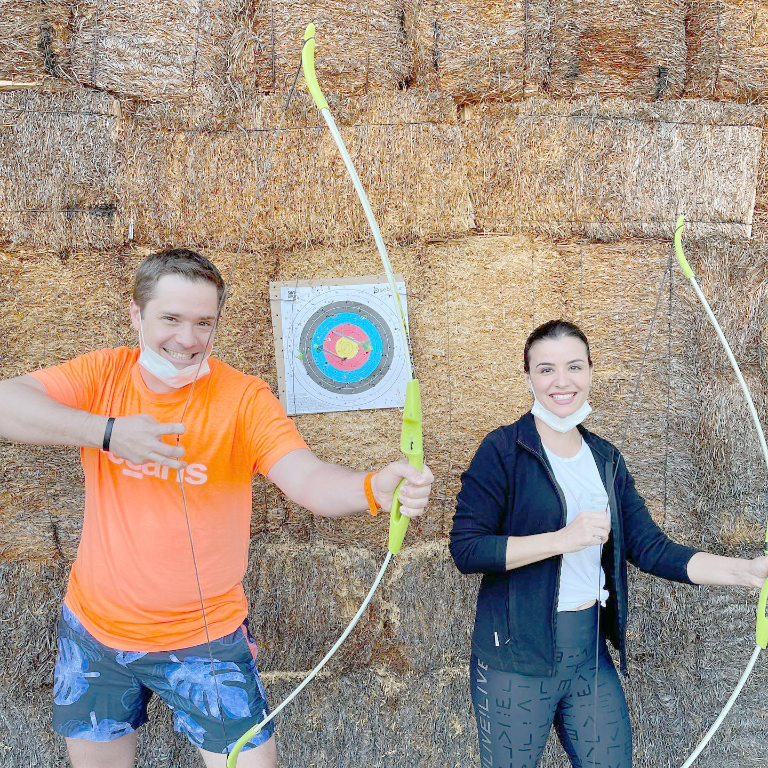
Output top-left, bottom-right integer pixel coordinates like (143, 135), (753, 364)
(543, 439), (611, 612)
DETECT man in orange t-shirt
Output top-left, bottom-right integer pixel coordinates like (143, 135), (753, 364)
(0, 249), (433, 768)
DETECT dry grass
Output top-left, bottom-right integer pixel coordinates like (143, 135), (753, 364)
(686, 0), (768, 103)
(228, 0), (410, 98)
(461, 96), (763, 241)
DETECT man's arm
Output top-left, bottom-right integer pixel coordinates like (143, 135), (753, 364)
(0, 374), (187, 469)
(266, 448), (433, 519)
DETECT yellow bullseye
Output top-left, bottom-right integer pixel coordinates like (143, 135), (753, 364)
(335, 337), (359, 359)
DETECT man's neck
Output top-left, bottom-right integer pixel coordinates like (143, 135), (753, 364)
(136, 364), (178, 394)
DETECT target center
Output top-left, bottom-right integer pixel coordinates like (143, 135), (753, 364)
(335, 337), (360, 359)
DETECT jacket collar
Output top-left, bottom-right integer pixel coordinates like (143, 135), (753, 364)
(516, 411), (615, 465)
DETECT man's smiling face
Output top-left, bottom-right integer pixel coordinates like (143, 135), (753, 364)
(129, 274), (219, 392)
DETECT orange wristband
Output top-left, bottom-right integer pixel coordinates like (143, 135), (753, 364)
(364, 472), (381, 516)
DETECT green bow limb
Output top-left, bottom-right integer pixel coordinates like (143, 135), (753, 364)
(302, 22), (424, 556)
(226, 23), (425, 767)
(674, 215), (768, 768)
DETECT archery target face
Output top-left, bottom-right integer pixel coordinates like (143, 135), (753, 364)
(273, 279), (410, 415)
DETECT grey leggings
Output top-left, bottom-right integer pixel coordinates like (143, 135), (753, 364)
(470, 606), (632, 768)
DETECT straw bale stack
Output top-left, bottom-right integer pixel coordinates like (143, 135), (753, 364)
(242, 539), (384, 672)
(64, 0), (231, 107)
(228, 0), (410, 98)
(0, 561), (66, 692)
(686, 0), (768, 103)
(0, 0), (70, 84)
(386, 539), (478, 671)
(677, 236), (768, 370)
(545, 0), (687, 101)
(404, 0), (525, 103)
(119, 91), (472, 251)
(460, 97), (762, 241)
(0, 88), (121, 250)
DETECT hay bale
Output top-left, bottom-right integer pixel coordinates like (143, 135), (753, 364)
(119, 90), (471, 251)
(544, 0), (687, 101)
(461, 97), (762, 241)
(243, 539), (384, 673)
(228, 0), (410, 98)
(64, 0), (231, 107)
(404, 0), (526, 103)
(0, 0), (70, 84)
(257, 665), (477, 768)
(0, 688), (70, 768)
(0, 88), (122, 250)
(675, 236), (768, 370)
(0, 443), (82, 562)
(696, 369), (768, 523)
(686, 0), (768, 103)
(751, 118), (768, 243)
(386, 540), (478, 672)
(0, 561), (67, 692)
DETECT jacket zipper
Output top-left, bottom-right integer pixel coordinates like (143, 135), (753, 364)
(521, 439), (569, 677)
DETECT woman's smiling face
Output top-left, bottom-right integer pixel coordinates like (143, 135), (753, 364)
(525, 335), (593, 417)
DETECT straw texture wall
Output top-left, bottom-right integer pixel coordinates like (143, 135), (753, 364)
(460, 97), (762, 241)
(405, 0), (526, 102)
(544, 0), (687, 101)
(229, 0), (410, 97)
(2, 2), (768, 767)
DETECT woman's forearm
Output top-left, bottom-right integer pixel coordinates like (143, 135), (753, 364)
(505, 532), (564, 570)
(687, 552), (766, 588)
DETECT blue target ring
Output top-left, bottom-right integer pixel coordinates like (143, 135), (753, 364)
(310, 312), (382, 383)
(299, 301), (395, 395)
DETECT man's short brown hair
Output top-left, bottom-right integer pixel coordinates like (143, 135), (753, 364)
(133, 249), (225, 312)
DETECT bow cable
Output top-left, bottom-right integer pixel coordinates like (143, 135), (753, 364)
(173, 44), (310, 759)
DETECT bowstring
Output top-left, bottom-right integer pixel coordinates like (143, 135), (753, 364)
(172, 43), (310, 756)
(591, 252), (671, 765)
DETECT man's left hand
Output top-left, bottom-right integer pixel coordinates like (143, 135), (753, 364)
(371, 461), (434, 517)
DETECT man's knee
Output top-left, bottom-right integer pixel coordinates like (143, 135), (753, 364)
(199, 734), (277, 768)
(65, 731), (138, 768)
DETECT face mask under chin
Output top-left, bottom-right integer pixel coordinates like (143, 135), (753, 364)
(530, 391), (592, 433)
(137, 314), (212, 389)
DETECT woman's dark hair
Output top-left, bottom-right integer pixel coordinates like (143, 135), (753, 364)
(523, 320), (592, 373)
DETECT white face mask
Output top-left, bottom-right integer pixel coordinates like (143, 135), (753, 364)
(137, 314), (212, 389)
(529, 390), (592, 433)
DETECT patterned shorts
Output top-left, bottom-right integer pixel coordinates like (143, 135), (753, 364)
(52, 604), (275, 753)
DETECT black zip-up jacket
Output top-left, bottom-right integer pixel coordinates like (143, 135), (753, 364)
(450, 413), (699, 676)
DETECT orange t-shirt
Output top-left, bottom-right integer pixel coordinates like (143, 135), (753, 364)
(31, 348), (308, 651)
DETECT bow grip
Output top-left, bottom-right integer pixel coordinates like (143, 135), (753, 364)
(388, 379), (423, 555)
(757, 576), (768, 650)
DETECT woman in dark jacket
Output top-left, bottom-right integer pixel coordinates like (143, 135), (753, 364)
(451, 319), (768, 768)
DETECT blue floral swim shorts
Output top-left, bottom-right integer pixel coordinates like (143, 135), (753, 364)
(52, 604), (274, 753)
